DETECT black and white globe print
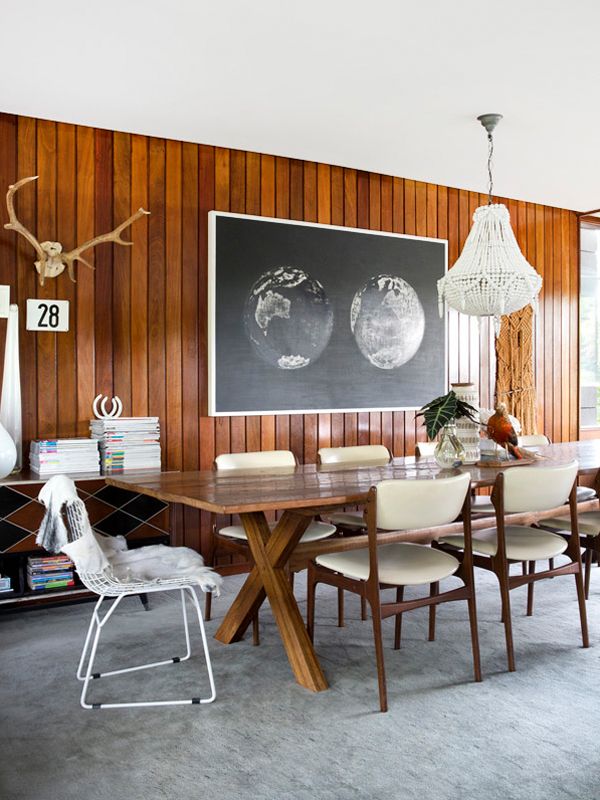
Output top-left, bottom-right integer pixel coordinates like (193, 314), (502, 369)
(350, 274), (425, 369)
(244, 267), (334, 369)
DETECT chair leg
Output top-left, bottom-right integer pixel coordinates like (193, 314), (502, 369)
(370, 601), (388, 713)
(548, 558), (554, 572)
(139, 593), (149, 610)
(306, 564), (317, 643)
(337, 588), (345, 627)
(574, 563), (590, 648)
(252, 614), (260, 646)
(360, 595), (367, 621)
(428, 581), (439, 641)
(497, 565), (516, 672)
(584, 548), (592, 600)
(393, 586), (404, 650)
(526, 561), (535, 617)
(204, 534), (217, 622)
(80, 588), (216, 709)
(466, 586), (482, 683)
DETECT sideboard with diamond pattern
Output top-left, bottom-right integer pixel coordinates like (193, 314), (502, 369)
(0, 476), (170, 609)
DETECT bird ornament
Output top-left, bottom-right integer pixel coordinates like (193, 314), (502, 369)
(486, 403), (524, 460)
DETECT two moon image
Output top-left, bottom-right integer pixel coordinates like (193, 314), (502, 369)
(243, 268), (425, 371)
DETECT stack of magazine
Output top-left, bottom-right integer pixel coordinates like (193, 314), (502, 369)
(89, 417), (161, 474)
(30, 438), (100, 476)
(27, 555), (75, 592)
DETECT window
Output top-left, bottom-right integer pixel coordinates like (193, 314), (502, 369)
(580, 223), (600, 427)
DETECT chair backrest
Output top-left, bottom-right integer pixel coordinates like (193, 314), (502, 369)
(517, 434), (551, 447)
(317, 445), (391, 465)
(214, 449), (296, 471)
(415, 441), (436, 457)
(374, 472), (471, 531)
(500, 461), (578, 513)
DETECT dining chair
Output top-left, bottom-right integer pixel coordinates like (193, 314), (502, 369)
(537, 468), (600, 599)
(415, 441), (436, 458)
(318, 445), (392, 625)
(439, 461), (588, 671)
(204, 450), (337, 641)
(64, 499), (217, 710)
(307, 471), (481, 712)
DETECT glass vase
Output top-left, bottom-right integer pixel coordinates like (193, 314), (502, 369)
(434, 422), (466, 468)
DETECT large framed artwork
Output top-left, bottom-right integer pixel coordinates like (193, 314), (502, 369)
(208, 212), (447, 416)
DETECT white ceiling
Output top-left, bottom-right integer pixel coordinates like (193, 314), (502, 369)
(2, 0), (599, 211)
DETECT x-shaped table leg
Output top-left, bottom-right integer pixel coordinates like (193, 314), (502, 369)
(214, 509), (328, 692)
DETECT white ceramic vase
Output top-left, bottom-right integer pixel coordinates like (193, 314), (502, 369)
(0, 420), (17, 478)
(0, 304), (22, 471)
(451, 382), (480, 464)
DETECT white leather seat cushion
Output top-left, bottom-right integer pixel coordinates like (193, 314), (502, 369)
(316, 542), (459, 586)
(328, 511), (365, 529)
(576, 486), (596, 502)
(541, 510), (600, 537)
(218, 519), (336, 543)
(441, 526), (568, 561)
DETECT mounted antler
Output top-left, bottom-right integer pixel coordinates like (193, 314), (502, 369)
(61, 207), (150, 282)
(4, 176), (150, 286)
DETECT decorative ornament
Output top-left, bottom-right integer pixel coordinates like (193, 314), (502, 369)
(451, 382), (480, 464)
(0, 304), (22, 470)
(4, 176), (150, 286)
(437, 114), (542, 336)
(92, 395), (123, 419)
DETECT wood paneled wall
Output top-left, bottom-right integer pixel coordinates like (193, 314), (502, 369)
(0, 113), (579, 552)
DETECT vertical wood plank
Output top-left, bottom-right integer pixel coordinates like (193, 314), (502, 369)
(165, 139), (183, 470)
(36, 120), (58, 438)
(130, 134), (149, 417)
(56, 123), (77, 437)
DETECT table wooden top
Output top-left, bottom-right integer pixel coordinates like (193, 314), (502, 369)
(105, 440), (600, 514)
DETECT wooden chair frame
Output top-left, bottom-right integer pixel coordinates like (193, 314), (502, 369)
(442, 471), (588, 672)
(316, 445), (394, 624)
(307, 484), (481, 712)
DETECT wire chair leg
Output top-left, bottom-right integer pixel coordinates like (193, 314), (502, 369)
(77, 595), (105, 681)
(79, 587), (216, 709)
(180, 588), (192, 662)
(186, 587), (217, 704)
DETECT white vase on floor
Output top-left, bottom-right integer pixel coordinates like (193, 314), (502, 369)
(0, 304), (22, 471)
(451, 382), (480, 464)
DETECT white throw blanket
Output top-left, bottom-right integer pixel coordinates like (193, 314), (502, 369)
(37, 475), (222, 595)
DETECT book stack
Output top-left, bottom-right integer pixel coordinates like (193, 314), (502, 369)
(30, 438), (100, 477)
(89, 417), (161, 474)
(26, 555), (75, 592)
(0, 575), (12, 594)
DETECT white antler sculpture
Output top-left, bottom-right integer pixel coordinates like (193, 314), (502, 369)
(4, 176), (150, 285)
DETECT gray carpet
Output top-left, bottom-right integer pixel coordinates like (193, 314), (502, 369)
(1, 565), (599, 800)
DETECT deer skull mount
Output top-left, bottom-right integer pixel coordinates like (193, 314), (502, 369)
(4, 175), (150, 286)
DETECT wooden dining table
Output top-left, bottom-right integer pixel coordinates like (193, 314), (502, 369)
(106, 440), (600, 693)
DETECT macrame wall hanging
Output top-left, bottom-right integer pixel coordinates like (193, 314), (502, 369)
(494, 305), (537, 435)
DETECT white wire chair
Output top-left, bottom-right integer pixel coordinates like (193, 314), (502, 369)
(65, 499), (216, 710)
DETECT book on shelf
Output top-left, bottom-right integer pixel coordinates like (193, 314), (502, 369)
(26, 555), (75, 591)
(90, 416), (162, 474)
(30, 437), (100, 477)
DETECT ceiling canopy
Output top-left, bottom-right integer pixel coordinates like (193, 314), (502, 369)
(2, 0), (598, 211)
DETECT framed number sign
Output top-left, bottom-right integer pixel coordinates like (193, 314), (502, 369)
(26, 299), (70, 332)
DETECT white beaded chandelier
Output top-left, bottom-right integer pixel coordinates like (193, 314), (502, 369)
(437, 114), (542, 336)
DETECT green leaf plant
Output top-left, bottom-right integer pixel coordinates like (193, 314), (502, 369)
(415, 390), (479, 441)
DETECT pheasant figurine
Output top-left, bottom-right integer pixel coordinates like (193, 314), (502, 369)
(486, 403), (524, 459)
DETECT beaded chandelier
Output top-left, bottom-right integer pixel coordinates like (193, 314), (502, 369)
(437, 114), (542, 336)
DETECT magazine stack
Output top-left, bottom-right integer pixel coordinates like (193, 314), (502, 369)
(30, 438), (100, 476)
(89, 417), (161, 474)
(26, 555), (75, 592)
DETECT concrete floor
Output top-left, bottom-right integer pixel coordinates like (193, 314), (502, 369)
(1, 565), (599, 800)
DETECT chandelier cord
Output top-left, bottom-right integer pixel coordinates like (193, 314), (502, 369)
(487, 132), (494, 205)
